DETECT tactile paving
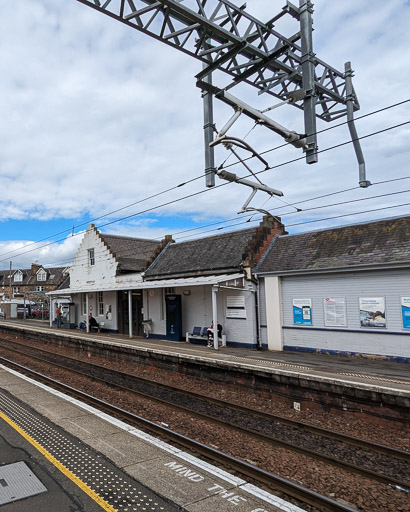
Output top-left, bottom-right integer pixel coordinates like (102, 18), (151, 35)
(0, 390), (179, 511)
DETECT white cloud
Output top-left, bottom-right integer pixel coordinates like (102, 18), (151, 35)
(0, 0), (409, 267)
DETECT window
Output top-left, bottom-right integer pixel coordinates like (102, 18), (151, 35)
(82, 293), (87, 315)
(37, 271), (47, 281)
(98, 291), (104, 316)
(13, 287), (19, 294)
(14, 272), (23, 282)
(37, 286), (44, 292)
(88, 248), (95, 266)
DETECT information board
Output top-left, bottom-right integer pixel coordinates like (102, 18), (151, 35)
(324, 297), (347, 327)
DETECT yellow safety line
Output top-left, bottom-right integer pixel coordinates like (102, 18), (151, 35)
(0, 411), (117, 512)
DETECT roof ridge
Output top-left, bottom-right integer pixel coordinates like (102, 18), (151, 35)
(100, 233), (158, 243)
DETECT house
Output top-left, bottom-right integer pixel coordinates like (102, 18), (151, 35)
(255, 215), (410, 360)
(49, 217), (286, 346)
(0, 264), (68, 310)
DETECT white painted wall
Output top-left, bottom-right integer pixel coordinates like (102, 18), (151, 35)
(70, 291), (118, 331)
(70, 227), (117, 289)
(143, 288), (166, 336)
(261, 269), (410, 358)
(143, 284), (257, 346)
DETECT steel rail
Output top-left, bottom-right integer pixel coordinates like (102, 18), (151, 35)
(1, 337), (407, 460)
(0, 355), (359, 512)
(0, 342), (408, 490)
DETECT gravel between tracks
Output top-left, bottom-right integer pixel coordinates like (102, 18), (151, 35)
(0, 335), (409, 512)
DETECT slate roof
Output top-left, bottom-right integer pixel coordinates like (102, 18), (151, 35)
(0, 270), (29, 286)
(145, 227), (259, 279)
(257, 216), (410, 274)
(99, 234), (160, 273)
(27, 267), (68, 286)
(0, 266), (67, 287)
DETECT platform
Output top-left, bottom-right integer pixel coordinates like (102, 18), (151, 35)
(1, 319), (409, 397)
(0, 364), (305, 512)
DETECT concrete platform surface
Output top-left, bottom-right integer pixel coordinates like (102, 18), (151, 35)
(0, 364), (306, 512)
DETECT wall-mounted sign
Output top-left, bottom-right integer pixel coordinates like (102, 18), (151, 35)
(401, 297), (410, 329)
(324, 297), (347, 327)
(293, 298), (312, 325)
(227, 296), (245, 308)
(226, 296), (246, 319)
(226, 308), (247, 319)
(359, 297), (386, 328)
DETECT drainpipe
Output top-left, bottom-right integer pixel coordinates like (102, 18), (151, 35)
(49, 299), (53, 328)
(255, 277), (262, 350)
(86, 294), (89, 333)
(212, 285), (218, 350)
(128, 291), (133, 338)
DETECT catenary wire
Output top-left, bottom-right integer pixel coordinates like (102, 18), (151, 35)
(0, 98), (407, 262)
(0, 118), (409, 266)
(39, 185), (410, 268)
(45, 198), (410, 270)
(221, 98), (410, 171)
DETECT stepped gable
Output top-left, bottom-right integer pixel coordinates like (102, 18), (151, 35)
(242, 215), (287, 267)
(144, 235), (174, 270)
(257, 215), (410, 273)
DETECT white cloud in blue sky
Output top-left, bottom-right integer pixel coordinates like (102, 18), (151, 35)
(0, 0), (409, 269)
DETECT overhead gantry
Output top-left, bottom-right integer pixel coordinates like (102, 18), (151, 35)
(75, 0), (369, 190)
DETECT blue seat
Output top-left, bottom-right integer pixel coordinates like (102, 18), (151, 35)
(202, 327), (209, 336)
(192, 326), (202, 336)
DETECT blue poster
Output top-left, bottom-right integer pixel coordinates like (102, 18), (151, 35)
(293, 299), (312, 325)
(401, 298), (410, 329)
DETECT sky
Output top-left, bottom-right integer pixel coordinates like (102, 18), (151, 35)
(0, 0), (409, 270)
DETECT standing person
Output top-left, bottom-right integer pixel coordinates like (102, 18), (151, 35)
(56, 304), (62, 328)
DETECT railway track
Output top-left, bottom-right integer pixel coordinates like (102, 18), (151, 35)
(0, 340), (408, 486)
(1, 355), (363, 512)
(0, 340), (409, 493)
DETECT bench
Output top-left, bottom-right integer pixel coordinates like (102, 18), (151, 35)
(79, 320), (104, 333)
(186, 326), (226, 347)
(186, 326), (209, 344)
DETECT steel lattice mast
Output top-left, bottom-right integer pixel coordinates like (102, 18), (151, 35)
(75, 0), (368, 188)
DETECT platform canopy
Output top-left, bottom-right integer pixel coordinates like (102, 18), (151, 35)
(47, 273), (246, 296)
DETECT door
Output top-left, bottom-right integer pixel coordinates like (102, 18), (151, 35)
(165, 295), (182, 341)
(117, 291), (143, 336)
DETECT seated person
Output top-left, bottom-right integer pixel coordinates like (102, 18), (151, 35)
(88, 314), (99, 332)
(207, 321), (222, 347)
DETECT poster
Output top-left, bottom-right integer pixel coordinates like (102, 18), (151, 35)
(324, 297), (347, 327)
(359, 297), (386, 328)
(401, 297), (410, 329)
(292, 298), (312, 325)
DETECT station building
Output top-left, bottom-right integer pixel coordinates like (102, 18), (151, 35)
(255, 215), (410, 360)
(49, 217), (284, 347)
